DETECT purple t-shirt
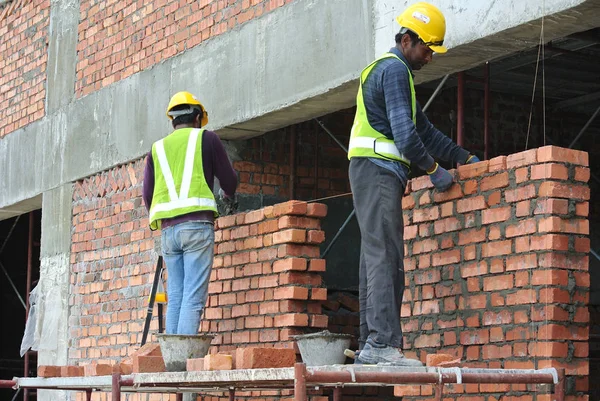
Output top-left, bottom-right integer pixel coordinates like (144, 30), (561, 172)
(143, 129), (238, 228)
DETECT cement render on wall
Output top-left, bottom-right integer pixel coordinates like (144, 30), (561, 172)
(1, 0), (599, 218)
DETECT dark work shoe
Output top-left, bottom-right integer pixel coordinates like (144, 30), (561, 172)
(356, 342), (423, 367)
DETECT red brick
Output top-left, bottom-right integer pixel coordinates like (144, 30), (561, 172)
(274, 286), (309, 301)
(529, 234), (569, 251)
(480, 172), (509, 191)
(530, 163), (569, 180)
(515, 167), (529, 183)
(482, 207), (511, 225)
(483, 274), (513, 291)
(412, 206), (439, 223)
(307, 230), (325, 244)
(274, 313), (309, 327)
(488, 156), (507, 171)
(272, 229), (307, 244)
(516, 200), (531, 217)
(310, 314), (329, 328)
(506, 149), (537, 168)
(112, 363), (133, 375)
(433, 184), (463, 202)
(131, 342), (162, 357)
(537, 145), (588, 166)
(204, 354), (233, 371)
(482, 240), (512, 257)
(311, 287), (327, 300)
(273, 201), (308, 216)
(528, 342), (568, 357)
(234, 347), (296, 369)
(273, 258), (307, 272)
(506, 289), (536, 305)
(482, 344), (511, 359)
(402, 195), (416, 209)
(394, 386), (421, 397)
(487, 191), (501, 206)
(425, 353), (455, 366)
(457, 160), (489, 179)
(461, 261), (488, 278)
(306, 203), (327, 217)
(574, 167), (590, 182)
(433, 217), (461, 234)
(84, 364), (113, 376)
(463, 180), (478, 195)
(534, 198), (569, 215)
(186, 358), (205, 371)
(38, 366), (61, 378)
(505, 218), (536, 238)
(60, 366), (85, 377)
(277, 244), (320, 258)
(460, 329), (490, 345)
(308, 259), (326, 272)
(538, 182), (590, 200)
(482, 310), (512, 326)
(431, 249), (460, 266)
(456, 196), (487, 213)
(505, 184), (536, 203)
(531, 305), (570, 322)
(132, 356), (165, 373)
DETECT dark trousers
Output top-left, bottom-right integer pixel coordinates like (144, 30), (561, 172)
(349, 158), (405, 349)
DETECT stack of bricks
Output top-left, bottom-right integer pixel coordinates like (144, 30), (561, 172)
(0, 0), (49, 137)
(395, 145), (590, 401)
(203, 200), (329, 354)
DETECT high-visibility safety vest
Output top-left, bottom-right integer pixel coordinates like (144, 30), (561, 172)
(348, 53), (416, 165)
(149, 128), (218, 230)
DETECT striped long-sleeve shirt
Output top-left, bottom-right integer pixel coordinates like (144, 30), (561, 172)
(362, 47), (469, 173)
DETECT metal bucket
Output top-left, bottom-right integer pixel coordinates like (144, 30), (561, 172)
(157, 333), (215, 372)
(292, 331), (352, 366)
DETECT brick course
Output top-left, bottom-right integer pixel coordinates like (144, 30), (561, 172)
(75, 0), (296, 97)
(397, 145), (589, 401)
(0, 0), (49, 137)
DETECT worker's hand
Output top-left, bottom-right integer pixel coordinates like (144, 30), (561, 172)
(427, 163), (454, 192)
(466, 154), (480, 164)
(217, 188), (229, 200)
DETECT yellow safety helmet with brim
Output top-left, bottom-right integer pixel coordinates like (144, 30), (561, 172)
(395, 2), (447, 54)
(166, 91), (209, 127)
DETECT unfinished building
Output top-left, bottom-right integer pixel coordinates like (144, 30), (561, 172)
(1, 0), (600, 400)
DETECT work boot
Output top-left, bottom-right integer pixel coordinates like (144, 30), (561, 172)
(356, 340), (423, 367)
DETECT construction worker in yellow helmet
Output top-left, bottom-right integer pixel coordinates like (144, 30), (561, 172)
(143, 91), (238, 335)
(347, 2), (480, 366)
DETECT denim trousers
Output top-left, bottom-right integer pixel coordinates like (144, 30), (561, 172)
(349, 158), (407, 349)
(161, 221), (215, 335)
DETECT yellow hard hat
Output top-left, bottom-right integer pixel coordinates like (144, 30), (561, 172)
(166, 91), (209, 127)
(396, 2), (447, 54)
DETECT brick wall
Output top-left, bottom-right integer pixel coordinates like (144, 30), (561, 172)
(69, 158), (329, 401)
(75, 0), (296, 97)
(0, 0), (49, 137)
(395, 145), (590, 401)
(232, 117), (352, 207)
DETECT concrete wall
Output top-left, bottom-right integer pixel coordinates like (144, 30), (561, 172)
(1, 0), (599, 220)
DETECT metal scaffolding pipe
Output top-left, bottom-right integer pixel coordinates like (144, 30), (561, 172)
(422, 74), (450, 112)
(25, 211), (34, 401)
(314, 119), (348, 153)
(568, 103), (600, 149)
(457, 71), (465, 148)
(112, 373), (122, 401)
(294, 363), (307, 401)
(290, 126), (297, 199)
(484, 62), (490, 160)
(0, 380), (16, 388)
(304, 370), (556, 385)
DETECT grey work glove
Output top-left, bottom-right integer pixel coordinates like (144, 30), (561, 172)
(217, 188), (238, 216)
(466, 154), (480, 164)
(427, 163), (454, 192)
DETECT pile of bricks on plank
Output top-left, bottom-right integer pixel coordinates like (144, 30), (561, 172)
(37, 344), (297, 377)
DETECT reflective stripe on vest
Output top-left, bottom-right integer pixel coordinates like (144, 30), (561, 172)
(149, 128), (217, 230)
(348, 53), (416, 164)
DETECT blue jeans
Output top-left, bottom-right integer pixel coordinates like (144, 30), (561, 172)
(161, 221), (214, 335)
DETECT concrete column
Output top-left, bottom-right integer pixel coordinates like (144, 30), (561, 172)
(46, 0), (79, 114)
(38, 184), (73, 401)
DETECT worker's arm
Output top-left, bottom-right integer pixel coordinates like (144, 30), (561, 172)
(205, 131), (238, 197)
(382, 63), (435, 172)
(416, 103), (470, 164)
(142, 152), (154, 212)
